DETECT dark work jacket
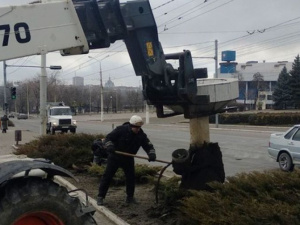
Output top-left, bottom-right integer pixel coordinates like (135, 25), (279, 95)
(104, 122), (155, 155)
(1, 116), (8, 129)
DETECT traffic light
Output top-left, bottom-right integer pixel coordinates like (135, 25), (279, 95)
(11, 87), (16, 99)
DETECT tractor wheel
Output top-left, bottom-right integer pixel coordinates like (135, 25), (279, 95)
(0, 177), (96, 225)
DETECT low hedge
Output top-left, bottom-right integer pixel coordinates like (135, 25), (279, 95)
(209, 112), (300, 126)
(14, 133), (104, 168)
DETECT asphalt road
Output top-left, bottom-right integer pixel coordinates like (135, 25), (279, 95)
(11, 113), (289, 177)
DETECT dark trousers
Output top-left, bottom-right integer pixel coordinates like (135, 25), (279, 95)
(98, 154), (135, 198)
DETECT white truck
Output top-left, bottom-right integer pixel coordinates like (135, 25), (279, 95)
(46, 102), (77, 134)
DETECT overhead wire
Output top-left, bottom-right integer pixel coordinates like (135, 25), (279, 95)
(6, 0), (230, 80)
(162, 0), (234, 31)
(57, 18), (300, 84)
(152, 0), (175, 10)
(157, 0), (221, 30)
(50, 0), (211, 78)
(191, 16), (300, 58)
(6, 0), (300, 84)
(156, 0), (208, 25)
(61, 0), (234, 79)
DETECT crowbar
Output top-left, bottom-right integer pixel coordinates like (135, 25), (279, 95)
(115, 151), (171, 164)
(115, 150), (173, 204)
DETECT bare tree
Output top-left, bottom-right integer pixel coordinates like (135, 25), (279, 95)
(126, 89), (143, 112)
(252, 72), (267, 109)
(233, 72), (247, 107)
(47, 72), (64, 102)
(9, 74), (145, 115)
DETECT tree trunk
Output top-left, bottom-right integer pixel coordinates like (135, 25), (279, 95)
(189, 117), (210, 148)
(175, 116), (225, 191)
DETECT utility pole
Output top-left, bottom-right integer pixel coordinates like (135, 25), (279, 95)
(40, 53), (47, 135)
(100, 62), (104, 121)
(215, 39), (219, 128)
(3, 61), (7, 115)
(89, 85), (92, 114)
(192, 40), (219, 130)
(88, 55), (109, 122)
(27, 83), (29, 118)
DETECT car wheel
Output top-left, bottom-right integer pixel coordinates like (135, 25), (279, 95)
(278, 152), (294, 172)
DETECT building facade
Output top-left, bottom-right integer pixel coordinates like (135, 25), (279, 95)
(73, 76), (84, 86)
(219, 61), (293, 110)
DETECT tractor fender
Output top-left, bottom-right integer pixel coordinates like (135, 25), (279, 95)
(0, 159), (78, 185)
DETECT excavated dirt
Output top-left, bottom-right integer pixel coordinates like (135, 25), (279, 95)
(67, 172), (179, 225)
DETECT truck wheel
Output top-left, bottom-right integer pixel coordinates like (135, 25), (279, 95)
(70, 128), (76, 134)
(278, 152), (294, 172)
(0, 177), (96, 225)
(46, 124), (51, 134)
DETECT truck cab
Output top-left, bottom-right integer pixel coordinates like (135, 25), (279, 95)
(46, 102), (77, 134)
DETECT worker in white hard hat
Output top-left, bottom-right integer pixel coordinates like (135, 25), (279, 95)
(97, 115), (156, 206)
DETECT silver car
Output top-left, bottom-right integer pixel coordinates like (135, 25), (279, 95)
(17, 114), (28, 120)
(268, 125), (300, 171)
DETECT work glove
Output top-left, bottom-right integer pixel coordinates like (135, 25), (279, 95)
(148, 153), (156, 162)
(104, 140), (115, 154)
(106, 146), (115, 154)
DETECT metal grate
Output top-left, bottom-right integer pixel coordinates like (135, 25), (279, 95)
(59, 119), (71, 125)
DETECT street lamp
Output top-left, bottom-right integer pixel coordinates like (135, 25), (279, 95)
(110, 95), (113, 113)
(88, 55), (109, 122)
(3, 60), (61, 134)
(3, 61), (61, 115)
(89, 85), (92, 114)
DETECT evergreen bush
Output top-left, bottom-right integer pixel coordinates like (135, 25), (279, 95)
(180, 169), (300, 225)
(87, 163), (162, 185)
(14, 133), (105, 168)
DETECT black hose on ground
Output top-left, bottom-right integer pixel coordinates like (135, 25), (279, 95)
(155, 162), (173, 204)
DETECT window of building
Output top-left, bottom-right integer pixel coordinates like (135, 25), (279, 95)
(266, 104), (273, 109)
(259, 95), (266, 100)
(267, 95), (273, 100)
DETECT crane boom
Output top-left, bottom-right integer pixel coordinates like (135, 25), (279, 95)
(0, 0), (88, 61)
(0, 0), (238, 118)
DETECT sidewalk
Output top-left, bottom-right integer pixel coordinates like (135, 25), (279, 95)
(0, 126), (126, 225)
(0, 126), (38, 155)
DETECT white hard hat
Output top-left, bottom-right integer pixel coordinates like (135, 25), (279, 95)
(129, 115), (144, 127)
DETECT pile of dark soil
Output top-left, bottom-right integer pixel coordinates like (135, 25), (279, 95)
(68, 173), (179, 225)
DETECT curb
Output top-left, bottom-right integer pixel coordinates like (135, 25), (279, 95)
(55, 176), (130, 225)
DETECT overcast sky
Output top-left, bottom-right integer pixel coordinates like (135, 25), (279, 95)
(1, 0), (300, 87)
